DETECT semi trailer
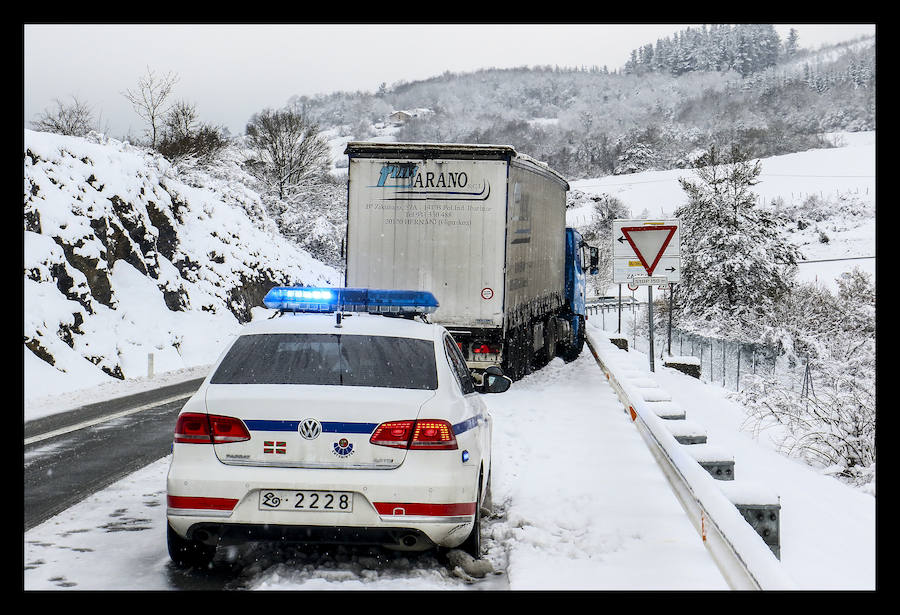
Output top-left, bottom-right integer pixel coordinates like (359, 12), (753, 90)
(343, 142), (598, 380)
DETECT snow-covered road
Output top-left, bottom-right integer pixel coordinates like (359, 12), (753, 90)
(24, 345), (730, 590)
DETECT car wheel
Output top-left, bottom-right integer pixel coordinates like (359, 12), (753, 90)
(167, 523), (216, 569)
(461, 478), (483, 558)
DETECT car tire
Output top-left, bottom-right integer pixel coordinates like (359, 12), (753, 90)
(482, 468), (493, 515)
(461, 479), (483, 559)
(167, 523), (216, 569)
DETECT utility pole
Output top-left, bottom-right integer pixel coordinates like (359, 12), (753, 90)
(648, 286), (655, 372)
(667, 282), (674, 356)
(617, 284), (622, 333)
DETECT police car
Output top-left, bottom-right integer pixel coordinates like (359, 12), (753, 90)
(166, 287), (511, 567)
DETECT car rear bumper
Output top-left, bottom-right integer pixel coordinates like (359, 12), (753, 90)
(166, 444), (478, 550)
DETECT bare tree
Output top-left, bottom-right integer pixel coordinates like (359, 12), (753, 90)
(164, 100), (199, 141)
(122, 66), (179, 148)
(245, 108), (330, 199)
(157, 100), (227, 163)
(30, 95), (95, 137)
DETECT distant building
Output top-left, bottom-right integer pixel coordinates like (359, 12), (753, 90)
(387, 108), (433, 126)
(388, 111), (413, 126)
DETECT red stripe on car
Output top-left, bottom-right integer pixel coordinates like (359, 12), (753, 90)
(167, 495), (239, 511)
(373, 502), (476, 516)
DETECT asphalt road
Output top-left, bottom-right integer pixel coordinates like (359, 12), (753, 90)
(23, 378), (205, 531)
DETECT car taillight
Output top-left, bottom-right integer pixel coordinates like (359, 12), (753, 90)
(369, 420), (415, 449)
(472, 343), (500, 354)
(370, 419), (457, 450)
(410, 420), (458, 450)
(208, 415), (252, 443)
(174, 413), (250, 444)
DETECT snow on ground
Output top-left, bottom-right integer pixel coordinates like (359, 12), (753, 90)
(481, 352), (726, 590)
(649, 362), (876, 590)
(586, 316), (876, 590)
(23, 337), (874, 590)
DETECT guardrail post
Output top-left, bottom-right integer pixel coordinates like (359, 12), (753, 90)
(736, 503), (781, 559)
(148, 352), (154, 379)
(684, 444), (735, 480)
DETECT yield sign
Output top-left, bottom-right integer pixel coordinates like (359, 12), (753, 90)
(619, 225), (678, 276)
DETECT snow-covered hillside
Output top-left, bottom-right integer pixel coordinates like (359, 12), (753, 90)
(568, 131), (875, 296)
(24, 130), (340, 402)
(23, 129), (875, 414)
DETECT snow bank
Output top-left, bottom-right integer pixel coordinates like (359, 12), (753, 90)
(24, 130), (340, 409)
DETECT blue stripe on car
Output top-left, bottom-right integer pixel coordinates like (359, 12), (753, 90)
(244, 420), (378, 433)
(452, 415), (481, 435)
(244, 417), (482, 435)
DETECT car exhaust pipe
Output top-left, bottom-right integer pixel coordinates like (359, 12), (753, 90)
(401, 534), (418, 548)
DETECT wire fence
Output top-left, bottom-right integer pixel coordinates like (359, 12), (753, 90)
(586, 300), (809, 393)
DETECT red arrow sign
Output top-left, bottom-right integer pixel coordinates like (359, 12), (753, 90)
(619, 225), (677, 276)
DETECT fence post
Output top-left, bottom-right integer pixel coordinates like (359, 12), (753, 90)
(722, 340), (726, 387)
(700, 342), (704, 381)
(148, 352), (155, 379)
(737, 344), (742, 391)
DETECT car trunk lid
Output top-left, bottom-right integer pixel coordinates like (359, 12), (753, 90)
(206, 384), (435, 469)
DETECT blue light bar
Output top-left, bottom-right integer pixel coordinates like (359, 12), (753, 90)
(263, 287), (439, 315)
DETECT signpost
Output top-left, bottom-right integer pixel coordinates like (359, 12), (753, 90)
(612, 219), (681, 372)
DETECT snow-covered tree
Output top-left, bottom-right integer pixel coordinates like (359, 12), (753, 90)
(674, 144), (801, 338)
(734, 268), (875, 486)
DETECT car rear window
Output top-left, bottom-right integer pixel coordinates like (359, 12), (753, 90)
(210, 333), (438, 390)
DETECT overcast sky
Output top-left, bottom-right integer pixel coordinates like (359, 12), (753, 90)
(23, 23), (875, 140)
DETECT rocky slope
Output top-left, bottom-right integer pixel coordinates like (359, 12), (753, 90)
(24, 129), (339, 393)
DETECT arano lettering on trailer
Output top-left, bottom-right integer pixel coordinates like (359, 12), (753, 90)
(376, 163), (468, 189)
(373, 162), (490, 201)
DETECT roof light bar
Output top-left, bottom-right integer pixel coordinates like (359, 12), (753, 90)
(263, 287), (439, 315)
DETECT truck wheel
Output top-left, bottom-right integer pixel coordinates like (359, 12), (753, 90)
(540, 317), (556, 367)
(560, 316), (585, 363)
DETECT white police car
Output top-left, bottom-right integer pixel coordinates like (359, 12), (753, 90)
(166, 287), (511, 567)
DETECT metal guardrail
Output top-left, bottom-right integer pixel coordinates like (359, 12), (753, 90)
(585, 329), (796, 591)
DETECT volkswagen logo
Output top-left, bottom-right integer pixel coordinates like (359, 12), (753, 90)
(298, 418), (322, 440)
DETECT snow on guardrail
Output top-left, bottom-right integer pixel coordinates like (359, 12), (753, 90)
(584, 327), (796, 590)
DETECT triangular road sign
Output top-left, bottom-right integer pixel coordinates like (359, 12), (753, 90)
(620, 225), (677, 276)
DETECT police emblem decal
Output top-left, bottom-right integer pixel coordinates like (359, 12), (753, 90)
(333, 438), (354, 457)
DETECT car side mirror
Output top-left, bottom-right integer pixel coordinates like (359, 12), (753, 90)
(478, 365), (512, 394)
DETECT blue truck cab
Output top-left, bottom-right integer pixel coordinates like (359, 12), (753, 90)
(562, 227), (599, 361)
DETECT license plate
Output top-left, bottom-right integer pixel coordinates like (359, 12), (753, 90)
(258, 489), (353, 512)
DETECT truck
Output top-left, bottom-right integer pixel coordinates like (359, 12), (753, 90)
(343, 142), (598, 381)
